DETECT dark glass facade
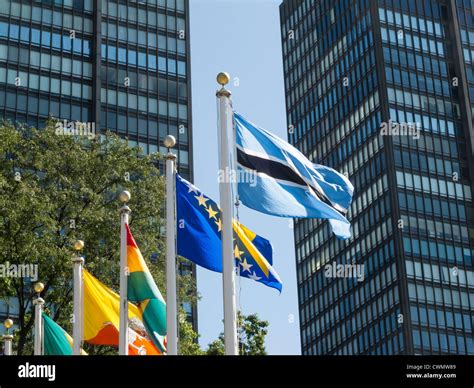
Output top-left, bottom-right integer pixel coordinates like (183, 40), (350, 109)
(280, 0), (474, 355)
(0, 0), (196, 332)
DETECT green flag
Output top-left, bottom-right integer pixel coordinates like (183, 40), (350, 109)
(42, 313), (75, 356)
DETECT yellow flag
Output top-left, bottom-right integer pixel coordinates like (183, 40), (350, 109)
(83, 269), (161, 355)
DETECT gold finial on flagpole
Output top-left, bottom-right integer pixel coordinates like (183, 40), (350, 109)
(216, 72), (231, 98)
(73, 240), (84, 251)
(217, 72), (230, 86)
(118, 190), (131, 203)
(33, 282), (44, 295)
(164, 135), (176, 149)
(3, 319), (13, 330)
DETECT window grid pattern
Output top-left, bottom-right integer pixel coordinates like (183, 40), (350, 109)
(99, 0), (190, 173)
(0, 0), (94, 127)
(281, 0), (474, 355)
(281, 0), (405, 356)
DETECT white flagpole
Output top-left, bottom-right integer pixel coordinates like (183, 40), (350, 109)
(72, 240), (84, 355)
(119, 190), (131, 355)
(33, 282), (45, 355)
(216, 72), (238, 355)
(164, 134), (178, 355)
(3, 319), (14, 355)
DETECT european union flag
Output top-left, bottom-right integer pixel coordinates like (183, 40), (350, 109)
(176, 174), (282, 292)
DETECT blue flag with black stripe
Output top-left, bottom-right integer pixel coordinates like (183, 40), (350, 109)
(234, 112), (354, 239)
(176, 174), (282, 292)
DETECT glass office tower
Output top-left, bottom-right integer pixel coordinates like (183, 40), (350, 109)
(280, 0), (474, 355)
(0, 0), (196, 334)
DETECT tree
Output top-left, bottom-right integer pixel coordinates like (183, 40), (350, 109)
(206, 312), (269, 355)
(178, 309), (204, 355)
(0, 121), (197, 354)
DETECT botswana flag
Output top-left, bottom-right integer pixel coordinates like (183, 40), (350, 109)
(234, 112), (354, 239)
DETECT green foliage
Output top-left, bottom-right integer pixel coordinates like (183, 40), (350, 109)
(178, 309), (204, 355)
(238, 313), (269, 355)
(178, 311), (269, 356)
(206, 337), (225, 356)
(205, 312), (269, 355)
(0, 121), (197, 354)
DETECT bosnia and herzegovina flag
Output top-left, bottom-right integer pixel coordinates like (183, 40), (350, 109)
(176, 174), (282, 292)
(126, 224), (167, 353)
(234, 111), (354, 239)
(83, 269), (160, 355)
(42, 313), (87, 355)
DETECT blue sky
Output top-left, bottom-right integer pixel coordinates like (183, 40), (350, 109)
(189, 0), (300, 354)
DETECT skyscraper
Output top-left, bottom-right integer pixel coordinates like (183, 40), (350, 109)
(0, 0), (196, 333)
(280, 0), (474, 355)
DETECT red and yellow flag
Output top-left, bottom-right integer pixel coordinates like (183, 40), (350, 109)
(126, 224), (167, 353)
(83, 269), (161, 355)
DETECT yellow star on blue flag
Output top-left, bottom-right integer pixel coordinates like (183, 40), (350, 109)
(176, 174), (282, 292)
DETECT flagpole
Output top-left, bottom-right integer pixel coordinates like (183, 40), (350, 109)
(33, 282), (45, 355)
(164, 135), (178, 355)
(72, 240), (84, 355)
(216, 72), (238, 355)
(119, 190), (131, 355)
(3, 319), (13, 355)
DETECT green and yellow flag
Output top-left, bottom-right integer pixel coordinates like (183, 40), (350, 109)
(126, 224), (167, 353)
